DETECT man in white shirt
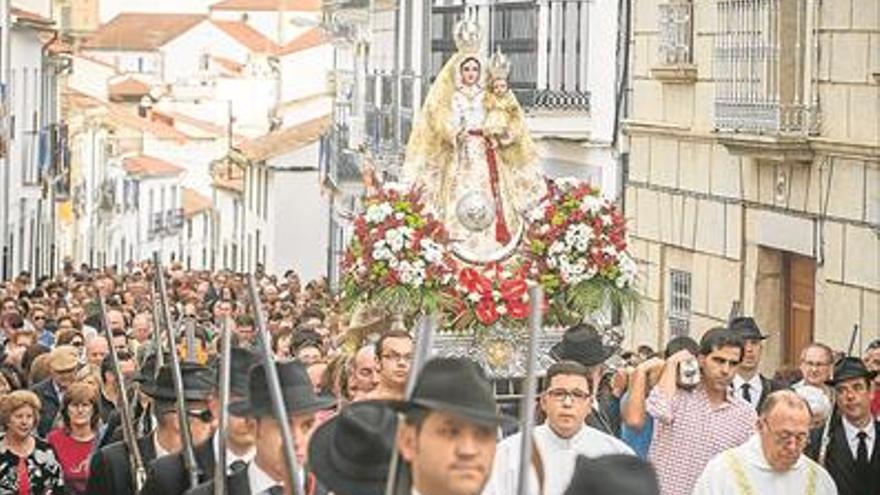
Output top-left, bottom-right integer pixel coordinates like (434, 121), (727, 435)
(693, 390), (837, 495)
(484, 361), (634, 495)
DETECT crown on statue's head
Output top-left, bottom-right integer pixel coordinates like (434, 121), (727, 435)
(454, 17), (483, 55)
(488, 48), (511, 80)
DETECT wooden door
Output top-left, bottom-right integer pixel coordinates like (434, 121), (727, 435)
(784, 253), (816, 365)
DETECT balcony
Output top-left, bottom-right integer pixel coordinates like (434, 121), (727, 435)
(430, 0), (591, 114)
(713, 0), (819, 162)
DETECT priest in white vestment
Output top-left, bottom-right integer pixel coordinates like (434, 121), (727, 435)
(483, 361), (634, 495)
(693, 390), (837, 495)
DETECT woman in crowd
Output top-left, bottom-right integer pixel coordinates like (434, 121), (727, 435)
(0, 390), (64, 494)
(47, 382), (100, 495)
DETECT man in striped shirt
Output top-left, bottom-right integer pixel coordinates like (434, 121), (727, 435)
(647, 327), (756, 495)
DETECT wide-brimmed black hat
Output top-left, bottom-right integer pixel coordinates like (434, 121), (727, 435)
(390, 357), (515, 427)
(729, 316), (768, 341)
(563, 455), (660, 495)
(550, 324), (616, 367)
(141, 362), (215, 401)
(826, 357), (878, 386)
(229, 360), (335, 417)
(308, 401), (397, 495)
(228, 347), (259, 397)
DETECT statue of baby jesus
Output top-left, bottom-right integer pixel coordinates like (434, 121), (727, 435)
(484, 49), (517, 149)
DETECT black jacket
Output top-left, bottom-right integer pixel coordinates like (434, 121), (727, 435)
(31, 378), (61, 438)
(183, 464), (328, 495)
(85, 433), (157, 495)
(139, 437), (217, 495)
(806, 416), (880, 495)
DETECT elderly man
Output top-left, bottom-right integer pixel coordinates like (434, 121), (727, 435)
(806, 357), (880, 495)
(350, 345), (379, 401)
(31, 345), (79, 437)
(86, 335), (110, 367)
(393, 357), (510, 495)
(694, 390), (837, 494)
(796, 342), (835, 396)
(485, 361), (633, 495)
(647, 327), (756, 495)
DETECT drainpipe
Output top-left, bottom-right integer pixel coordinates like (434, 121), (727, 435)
(1, 0), (10, 279)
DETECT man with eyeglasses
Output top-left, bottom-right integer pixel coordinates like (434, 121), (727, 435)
(694, 390), (837, 494)
(484, 361), (633, 495)
(366, 330), (413, 401)
(795, 342), (835, 398)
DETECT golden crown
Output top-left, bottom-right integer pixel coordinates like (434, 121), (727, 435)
(454, 18), (483, 54)
(488, 48), (511, 80)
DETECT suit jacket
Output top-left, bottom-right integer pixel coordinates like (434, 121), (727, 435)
(182, 463), (328, 495)
(139, 437), (216, 495)
(806, 416), (880, 495)
(31, 378), (61, 438)
(756, 375), (780, 411)
(85, 433), (157, 495)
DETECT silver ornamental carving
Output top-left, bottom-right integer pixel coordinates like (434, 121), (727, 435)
(455, 190), (495, 232)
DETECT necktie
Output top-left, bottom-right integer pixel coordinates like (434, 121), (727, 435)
(741, 383), (752, 403)
(856, 431), (869, 469)
(267, 486), (284, 495)
(228, 459), (247, 475)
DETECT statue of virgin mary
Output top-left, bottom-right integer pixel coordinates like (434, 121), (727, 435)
(401, 19), (546, 263)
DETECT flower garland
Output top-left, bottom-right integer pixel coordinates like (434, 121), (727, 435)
(341, 185), (458, 317)
(450, 262), (533, 329)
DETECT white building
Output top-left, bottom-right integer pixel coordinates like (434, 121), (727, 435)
(207, 0), (321, 45)
(0, 5), (64, 280)
(228, 115), (330, 279)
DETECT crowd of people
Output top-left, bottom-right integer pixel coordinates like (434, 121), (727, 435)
(0, 261), (876, 495)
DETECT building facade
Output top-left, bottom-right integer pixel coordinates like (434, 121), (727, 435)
(624, 0), (879, 369)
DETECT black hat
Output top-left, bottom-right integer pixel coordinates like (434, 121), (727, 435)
(141, 362), (216, 401)
(729, 316), (768, 341)
(308, 401), (397, 495)
(826, 357), (878, 387)
(550, 324), (615, 367)
(229, 360), (334, 417)
(563, 455), (660, 495)
(228, 346), (259, 397)
(390, 357), (514, 427)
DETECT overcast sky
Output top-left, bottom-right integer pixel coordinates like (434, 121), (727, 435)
(100, 0), (218, 22)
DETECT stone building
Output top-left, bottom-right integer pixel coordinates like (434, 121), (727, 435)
(623, 0), (879, 369)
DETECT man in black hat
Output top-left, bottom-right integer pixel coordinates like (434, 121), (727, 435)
(550, 323), (620, 435)
(392, 357), (513, 495)
(140, 347), (260, 495)
(184, 360), (335, 495)
(563, 454), (659, 495)
(729, 316), (778, 410)
(308, 401), (397, 495)
(86, 362), (217, 495)
(806, 357), (879, 495)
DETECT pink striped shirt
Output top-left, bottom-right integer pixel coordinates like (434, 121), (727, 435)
(647, 384), (756, 495)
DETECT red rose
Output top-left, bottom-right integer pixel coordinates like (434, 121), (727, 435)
(475, 299), (500, 325)
(500, 278), (527, 302)
(507, 300), (529, 319)
(459, 268), (492, 295)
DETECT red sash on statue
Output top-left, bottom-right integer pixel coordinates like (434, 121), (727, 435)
(468, 130), (511, 244)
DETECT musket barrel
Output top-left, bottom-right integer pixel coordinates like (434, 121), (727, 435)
(515, 285), (543, 495)
(247, 274), (302, 495)
(214, 316), (232, 495)
(153, 252), (201, 489)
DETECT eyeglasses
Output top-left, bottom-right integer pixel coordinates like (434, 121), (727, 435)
(381, 352), (413, 363)
(801, 360), (831, 369)
(762, 420), (809, 445)
(546, 388), (591, 403)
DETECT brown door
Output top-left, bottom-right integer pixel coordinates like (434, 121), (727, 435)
(784, 253), (816, 365)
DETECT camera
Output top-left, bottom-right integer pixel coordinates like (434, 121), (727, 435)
(677, 357), (701, 389)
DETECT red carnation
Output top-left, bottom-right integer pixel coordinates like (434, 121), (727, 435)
(475, 299), (500, 325)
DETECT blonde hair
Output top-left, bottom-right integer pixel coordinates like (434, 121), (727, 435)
(0, 390), (41, 427)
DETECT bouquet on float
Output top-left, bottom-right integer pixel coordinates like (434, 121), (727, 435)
(341, 184), (458, 318)
(449, 262), (535, 331)
(524, 178), (639, 325)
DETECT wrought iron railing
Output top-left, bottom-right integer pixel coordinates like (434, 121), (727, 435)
(658, 1), (693, 66)
(714, 0), (819, 135)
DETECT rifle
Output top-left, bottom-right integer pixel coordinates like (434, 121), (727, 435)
(516, 285), (543, 495)
(819, 323), (860, 466)
(97, 296), (146, 491)
(149, 281), (164, 374)
(153, 252), (201, 489)
(384, 313), (437, 495)
(246, 274), (302, 494)
(214, 316), (232, 495)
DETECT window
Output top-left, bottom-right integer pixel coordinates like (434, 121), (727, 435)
(657, 1), (693, 66)
(714, 0), (818, 134)
(668, 269), (692, 337)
